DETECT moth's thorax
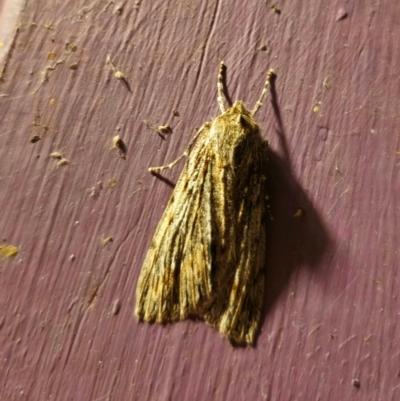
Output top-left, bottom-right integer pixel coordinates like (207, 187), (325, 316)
(205, 100), (262, 169)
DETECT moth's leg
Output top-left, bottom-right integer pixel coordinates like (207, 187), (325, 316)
(251, 69), (275, 116)
(149, 123), (209, 173)
(149, 156), (184, 173)
(217, 61), (227, 113)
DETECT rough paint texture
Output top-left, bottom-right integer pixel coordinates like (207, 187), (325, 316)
(0, 0), (400, 400)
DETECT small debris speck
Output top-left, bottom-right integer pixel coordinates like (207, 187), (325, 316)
(156, 124), (172, 135)
(56, 158), (69, 167)
(106, 177), (118, 188)
(106, 55), (130, 91)
(113, 135), (127, 159)
(31, 135), (41, 143)
(336, 8), (347, 21)
(66, 42), (77, 52)
(293, 208), (305, 218)
(0, 245), (19, 258)
(101, 236), (114, 246)
(50, 151), (63, 160)
(270, 4), (281, 14)
(112, 299), (121, 315)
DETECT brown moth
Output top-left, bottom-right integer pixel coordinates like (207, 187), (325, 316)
(135, 62), (275, 344)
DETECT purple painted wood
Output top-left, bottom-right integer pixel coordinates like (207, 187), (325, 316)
(1, 0), (399, 399)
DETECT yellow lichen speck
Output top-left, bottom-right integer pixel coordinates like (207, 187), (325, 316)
(0, 245), (19, 258)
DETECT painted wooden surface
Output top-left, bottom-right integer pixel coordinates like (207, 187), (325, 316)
(1, 0), (399, 399)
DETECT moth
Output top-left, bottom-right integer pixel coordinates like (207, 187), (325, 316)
(135, 62), (275, 344)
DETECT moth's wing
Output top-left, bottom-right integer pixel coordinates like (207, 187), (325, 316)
(135, 124), (215, 323)
(204, 137), (268, 344)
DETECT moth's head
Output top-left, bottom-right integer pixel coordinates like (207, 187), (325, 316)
(226, 101), (258, 130)
(231, 101), (250, 115)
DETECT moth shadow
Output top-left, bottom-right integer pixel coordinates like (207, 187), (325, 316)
(257, 147), (332, 342)
(150, 171), (176, 188)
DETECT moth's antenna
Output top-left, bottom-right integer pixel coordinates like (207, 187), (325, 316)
(217, 61), (227, 113)
(251, 69), (275, 116)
